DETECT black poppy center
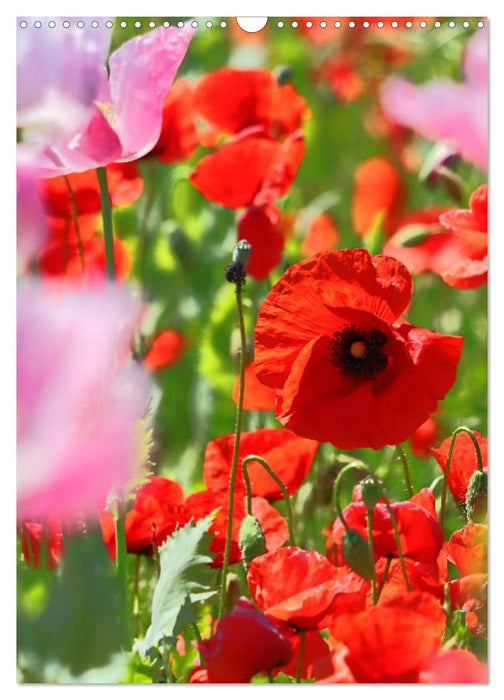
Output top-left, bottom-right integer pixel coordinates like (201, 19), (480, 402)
(328, 324), (388, 381)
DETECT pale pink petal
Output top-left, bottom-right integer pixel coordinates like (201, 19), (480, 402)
(464, 26), (488, 87)
(16, 148), (47, 271)
(17, 282), (152, 522)
(381, 77), (487, 171)
(17, 18), (112, 144)
(109, 24), (195, 159)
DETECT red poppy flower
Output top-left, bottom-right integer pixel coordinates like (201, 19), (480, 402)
(274, 629), (333, 681)
(40, 163), (144, 217)
(150, 78), (199, 164)
(254, 249), (463, 449)
(331, 591), (446, 682)
(232, 362), (277, 411)
(448, 574), (487, 637)
(143, 330), (188, 371)
(193, 68), (308, 139)
(100, 476), (191, 559)
(372, 556), (445, 604)
(184, 490), (288, 567)
(419, 649), (487, 683)
(437, 184), (488, 289)
(352, 157), (404, 236)
(197, 597), (293, 682)
(20, 516), (65, 570)
(445, 524), (487, 577)
(327, 488), (444, 567)
(313, 642), (356, 683)
(203, 428), (318, 501)
(301, 213), (339, 257)
(189, 129), (304, 209)
(409, 416), (440, 459)
(247, 546), (365, 630)
(431, 430), (488, 502)
(237, 205), (286, 280)
(323, 55), (367, 103)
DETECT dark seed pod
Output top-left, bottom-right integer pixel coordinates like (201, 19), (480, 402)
(239, 515), (266, 565)
(342, 528), (375, 581)
(465, 470), (488, 524)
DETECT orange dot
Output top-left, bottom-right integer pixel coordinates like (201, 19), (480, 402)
(350, 341), (367, 359)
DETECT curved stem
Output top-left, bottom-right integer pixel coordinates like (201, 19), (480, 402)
(218, 283), (247, 620)
(396, 444), (414, 497)
(242, 455), (296, 546)
(440, 426), (484, 530)
(96, 166), (116, 281)
(366, 505), (377, 605)
(332, 462), (365, 528)
(295, 631), (306, 683)
(373, 479), (411, 591)
(63, 175), (85, 276)
(376, 555), (393, 603)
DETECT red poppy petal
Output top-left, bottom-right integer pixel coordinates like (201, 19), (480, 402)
(203, 428), (318, 500)
(440, 254), (488, 289)
(445, 524), (487, 576)
(251, 497), (289, 551)
(237, 205), (285, 280)
(431, 431), (488, 502)
(232, 362), (277, 411)
(152, 78), (199, 164)
(352, 157), (404, 236)
(419, 649), (487, 683)
(144, 330), (187, 371)
(253, 131), (305, 207)
(190, 136), (281, 208)
(301, 213), (339, 257)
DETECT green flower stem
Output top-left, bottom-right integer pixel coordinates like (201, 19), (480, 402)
(373, 479), (411, 592)
(396, 444), (414, 497)
(191, 622), (205, 667)
(133, 555), (141, 638)
(63, 174), (86, 276)
(242, 455), (296, 545)
(366, 505), (378, 605)
(295, 631), (306, 683)
(376, 555), (393, 603)
(439, 426), (485, 530)
(218, 282), (247, 620)
(114, 503), (131, 638)
(332, 462), (364, 528)
(96, 166), (116, 281)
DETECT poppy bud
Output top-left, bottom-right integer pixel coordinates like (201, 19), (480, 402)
(239, 514), (266, 565)
(342, 528), (375, 581)
(359, 477), (381, 510)
(465, 471), (488, 524)
(274, 64), (293, 85)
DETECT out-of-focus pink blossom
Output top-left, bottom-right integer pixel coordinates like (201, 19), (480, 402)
(16, 150), (47, 271)
(17, 18), (112, 146)
(381, 27), (487, 171)
(17, 281), (151, 522)
(35, 24), (194, 175)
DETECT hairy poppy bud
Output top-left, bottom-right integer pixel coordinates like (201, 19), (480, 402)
(239, 514), (266, 565)
(359, 477), (381, 510)
(465, 470), (488, 524)
(342, 528), (375, 581)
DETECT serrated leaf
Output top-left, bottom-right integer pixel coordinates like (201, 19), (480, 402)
(134, 515), (216, 657)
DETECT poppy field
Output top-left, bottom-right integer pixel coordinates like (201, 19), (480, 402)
(16, 16), (488, 684)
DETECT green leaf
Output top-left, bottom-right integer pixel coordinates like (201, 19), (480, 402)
(17, 531), (128, 678)
(134, 515), (216, 657)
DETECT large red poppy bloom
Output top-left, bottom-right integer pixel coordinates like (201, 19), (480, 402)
(203, 428), (318, 500)
(331, 591), (446, 682)
(193, 68), (308, 139)
(247, 546), (367, 630)
(254, 249), (463, 449)
(197, 598), (293, 683)
(189, 129), (304, 209)
(327, 488), (444, 567)
(431, 430), (488, 502)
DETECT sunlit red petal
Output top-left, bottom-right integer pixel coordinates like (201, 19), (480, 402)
(352, 157), (404, 236)
(232, 362), (277, 411)
(431, 431), (488, 502)
(237, 205), (285, 280)
(144, 330), (187, 371)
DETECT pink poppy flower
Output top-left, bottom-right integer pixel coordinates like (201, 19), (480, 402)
(17, 281), (151, 522)
(32, 23), (194, 175)
(17, 18), (112, 146)
(381, 27), (487, 171)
